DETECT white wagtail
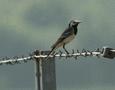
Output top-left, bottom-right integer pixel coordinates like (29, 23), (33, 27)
(46, 20), (81, 59)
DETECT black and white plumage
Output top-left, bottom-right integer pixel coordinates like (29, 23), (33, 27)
(46, 20), (81, 59)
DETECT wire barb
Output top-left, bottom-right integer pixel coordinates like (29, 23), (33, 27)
(0, 46), (115, 66)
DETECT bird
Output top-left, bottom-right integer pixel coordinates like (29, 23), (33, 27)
(46, 20), (81, 60)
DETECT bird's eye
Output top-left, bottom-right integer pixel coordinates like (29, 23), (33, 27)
(69, 20), (78, 27)
(72, 22), (76, 25)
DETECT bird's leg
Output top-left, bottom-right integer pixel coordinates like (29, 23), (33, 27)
(63, 43), (69, 54)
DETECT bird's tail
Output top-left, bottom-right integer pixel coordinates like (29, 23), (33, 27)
(45, 47), (56, 60)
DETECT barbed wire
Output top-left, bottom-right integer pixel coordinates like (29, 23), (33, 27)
(0, 46), (115, 65)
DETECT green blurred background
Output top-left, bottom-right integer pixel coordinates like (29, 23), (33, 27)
(0, 0), (115, 90)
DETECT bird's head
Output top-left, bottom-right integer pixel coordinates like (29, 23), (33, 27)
(69, 20), (81, 27)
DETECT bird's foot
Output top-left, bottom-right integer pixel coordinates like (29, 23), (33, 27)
(65, 50), (69, 55)
(65, 50), (71, 58)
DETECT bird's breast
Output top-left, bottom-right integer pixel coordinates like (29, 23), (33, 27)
(54, 34), (75, 49)
(63, 34), (75, 44)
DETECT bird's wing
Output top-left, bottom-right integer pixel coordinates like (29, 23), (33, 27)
(51, 27), (74, 49)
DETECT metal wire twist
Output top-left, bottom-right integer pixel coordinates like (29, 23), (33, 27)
(0, 46), (115, 66)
